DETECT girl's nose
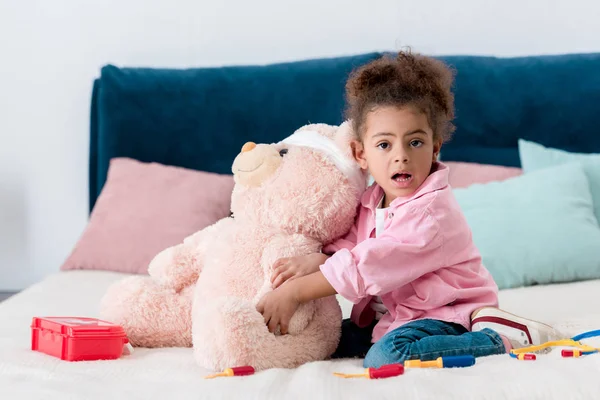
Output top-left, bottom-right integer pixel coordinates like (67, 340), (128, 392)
(395, 152), (409, 163)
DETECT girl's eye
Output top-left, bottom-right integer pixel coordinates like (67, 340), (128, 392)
(279, 148), (288, 157)
(377, 142), (390, 150)
(410, 140), (423, 148)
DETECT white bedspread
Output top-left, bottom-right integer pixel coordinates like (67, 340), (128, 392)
(1, 270), (600, 400)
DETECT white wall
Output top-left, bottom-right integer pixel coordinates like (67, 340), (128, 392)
(1, 0), (599, 291)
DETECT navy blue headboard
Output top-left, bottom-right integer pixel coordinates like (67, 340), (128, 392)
(88, 52), (381, 212)
(89, 51), (600, 212)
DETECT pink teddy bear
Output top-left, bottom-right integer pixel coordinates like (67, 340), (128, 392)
(100, 122), (366, 371)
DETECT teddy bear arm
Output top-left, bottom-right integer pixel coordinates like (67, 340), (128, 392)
(147, 242), (201, 291)
(148, 219), (225, 290)
(259, 234), (323, 278)
(250, 234), (323, 334)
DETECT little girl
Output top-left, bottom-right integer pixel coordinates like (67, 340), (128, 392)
(257, 50), (559, 368)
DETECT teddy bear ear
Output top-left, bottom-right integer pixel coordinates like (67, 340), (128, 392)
(295, 123), (337, 140)
(333, 120), (358, 161)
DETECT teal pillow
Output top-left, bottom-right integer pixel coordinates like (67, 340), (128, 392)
(453, 162), (600, 290)
(519, 139), (600, 222)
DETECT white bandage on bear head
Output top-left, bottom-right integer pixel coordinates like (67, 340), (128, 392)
(279, 127), (367, 196)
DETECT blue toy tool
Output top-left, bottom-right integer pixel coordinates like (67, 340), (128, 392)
(404, 355), (475, 368)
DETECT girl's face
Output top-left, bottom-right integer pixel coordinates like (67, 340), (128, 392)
(352, 105), (442, 207)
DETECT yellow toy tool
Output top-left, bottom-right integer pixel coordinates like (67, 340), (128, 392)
(509, 329), (600, 359)
(404, 355), (475, 368)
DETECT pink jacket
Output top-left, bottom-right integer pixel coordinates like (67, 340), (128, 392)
(320, 162), (499, 343)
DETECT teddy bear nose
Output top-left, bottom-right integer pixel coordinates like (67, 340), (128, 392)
(241, 142), (257, 153)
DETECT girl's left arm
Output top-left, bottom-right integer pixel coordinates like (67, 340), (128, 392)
(292, 270), (337, 302)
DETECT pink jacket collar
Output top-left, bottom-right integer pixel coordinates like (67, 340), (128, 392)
(361, 162), (450, 211)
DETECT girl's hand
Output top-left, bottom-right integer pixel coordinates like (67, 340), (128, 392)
(256, 284), (300, 335)
(271, 253), (330, 289)
(370, 296), (388, 320)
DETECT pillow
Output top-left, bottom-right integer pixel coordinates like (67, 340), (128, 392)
(444, 161), (522, 188)
(453, 162), (600, 290)
(519, 139), (600, 221)
(61, 158), (234, 275)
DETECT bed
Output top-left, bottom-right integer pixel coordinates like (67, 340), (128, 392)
(2, 271), (600, 399)
(2, 51), (600, 399)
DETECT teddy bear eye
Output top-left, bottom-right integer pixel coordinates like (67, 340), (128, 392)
(279, 149), (288, 157)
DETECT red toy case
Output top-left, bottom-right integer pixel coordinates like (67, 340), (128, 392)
(31, 317), (129, 361)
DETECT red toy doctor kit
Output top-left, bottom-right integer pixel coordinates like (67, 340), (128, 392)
(31, 317), (132, 361)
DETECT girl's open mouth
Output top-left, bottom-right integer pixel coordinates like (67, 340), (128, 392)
(392, 173), (412, 182)
(391, 172), (413, 188)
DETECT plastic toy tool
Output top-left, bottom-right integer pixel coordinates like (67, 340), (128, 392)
(334, 363), (404, 379)
(204, 366), (255, 379)
(562, 349), (598, 358)
(510, 353), (536, 360)
(404, 355), (475, 368)
(509, 329), (600, 360)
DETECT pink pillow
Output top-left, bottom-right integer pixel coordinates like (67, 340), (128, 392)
(61, 158), (234, 275)
(445, 161), (522, 188)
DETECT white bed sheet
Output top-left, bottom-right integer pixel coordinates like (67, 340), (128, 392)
(1, 270), (600, 400)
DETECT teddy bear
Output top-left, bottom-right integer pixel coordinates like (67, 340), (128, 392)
(99, 121), (367, 371)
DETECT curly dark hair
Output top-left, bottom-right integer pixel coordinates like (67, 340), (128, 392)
(345, 49), (456, 143)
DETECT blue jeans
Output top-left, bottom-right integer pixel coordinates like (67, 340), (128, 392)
(332, 318), (506, 368)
